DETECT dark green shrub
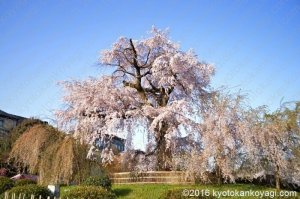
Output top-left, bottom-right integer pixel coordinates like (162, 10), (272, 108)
(61, 186), (116, 199)
(0, 176), (14, 194)
(5, 184), (51, 199)
(15, 179), (36, 186)
(159, 189), (217, 199)
(83, 175), (112, 190)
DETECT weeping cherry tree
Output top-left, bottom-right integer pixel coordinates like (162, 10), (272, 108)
(56, 27), (214, 170)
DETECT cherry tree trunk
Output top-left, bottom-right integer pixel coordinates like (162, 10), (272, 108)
(216, 164), (222, 185)
(275, 165), (281, 190)
(155, 121), (172, 171)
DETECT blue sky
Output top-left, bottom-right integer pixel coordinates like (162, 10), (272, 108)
(0, 0), (300, 122)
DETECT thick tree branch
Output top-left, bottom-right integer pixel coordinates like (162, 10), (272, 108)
(129, 39), (139, 70)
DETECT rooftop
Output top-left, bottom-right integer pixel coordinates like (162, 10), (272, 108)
(0, 109), (26, 121)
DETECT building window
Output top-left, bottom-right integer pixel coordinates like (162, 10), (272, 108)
(0, 119), (4, 128)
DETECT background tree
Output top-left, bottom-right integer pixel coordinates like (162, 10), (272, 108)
(1, 119), (43, 162)
(256, 112), (290, 190)
(181, 91), (261, 184)
(56, 27), (215, 170)
(174, 92), (299, 189)
(262, 102), (300, 190)
(9, 123), (103, 185)
(285, 102), (300, 188)
(0, 119), (44, 177)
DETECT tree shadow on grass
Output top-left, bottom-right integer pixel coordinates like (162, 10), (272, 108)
(114, 188), (132, 197)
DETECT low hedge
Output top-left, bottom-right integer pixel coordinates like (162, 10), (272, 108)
(5, 184), (51, 199)
(61, 186), (116, 199)
(15, 179), (36, 187)
(0, 176), (14, 194)
(83, 175), (112, 190)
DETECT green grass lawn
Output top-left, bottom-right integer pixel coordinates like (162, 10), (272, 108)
(61, 183), (299, 199)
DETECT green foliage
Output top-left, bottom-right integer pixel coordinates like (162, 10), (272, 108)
(0, 176), (14, 194)
(61, 186), (116, 199)
(0, 136), (11, 162)
(83, 175), (112, 190)
(5, 184), (51, 199)
(265, 101), (300, 134)
(15, 179), (36, 187)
